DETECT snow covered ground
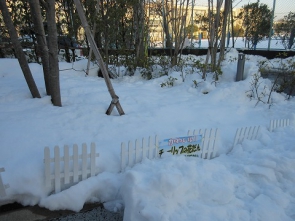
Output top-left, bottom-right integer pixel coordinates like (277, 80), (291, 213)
(0, 48), (295, 221)
(163, 37), (292, 50)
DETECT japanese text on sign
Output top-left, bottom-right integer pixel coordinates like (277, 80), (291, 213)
(159, 135), (202, 157)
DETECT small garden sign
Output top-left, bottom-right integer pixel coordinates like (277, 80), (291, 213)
(159, 135), (202, 157)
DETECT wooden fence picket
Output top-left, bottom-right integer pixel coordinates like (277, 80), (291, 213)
(121, 143), (126, 171)
(149, 136), (158, 159)
(82, 144), (87, 180)
(90, 143), (96, 177)
(205, 129), (219, 159)
(128, 141), (133, 167)
(187, 128), (220, 159)
(54, 146), (61, 193)
(73, 144), (79, 183)
(269, 119), (290, 132)
(121, 135), (159, 171)
(202, 129), (211, 159)
(64, 145), (70, 184)
(142, 138), (147, 159)
(44, 143), (99, 193)
(0, 168), (9, 197)
(135, 139), (141, 164)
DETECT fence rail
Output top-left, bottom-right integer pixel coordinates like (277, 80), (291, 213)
(121, 136), (159, 171)
(44, 143), (99, 193)
(0, 167), (9, 197)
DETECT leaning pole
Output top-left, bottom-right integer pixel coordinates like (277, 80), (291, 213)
(73, 0), (125, 116)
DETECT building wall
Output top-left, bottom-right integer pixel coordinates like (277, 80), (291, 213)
(146, 3), (243, 47)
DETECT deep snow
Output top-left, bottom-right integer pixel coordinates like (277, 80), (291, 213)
(0, 47), (295, 221)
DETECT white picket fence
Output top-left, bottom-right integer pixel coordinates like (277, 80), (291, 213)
(44, 143), (99, 193)
(233, 126), (261, 147)
(26, 118), (295, 194)
(0, 167), (9, 197)
(187, 128), (220, 159)
(121, 136), (159, 171)
(269, 119), (290, 132)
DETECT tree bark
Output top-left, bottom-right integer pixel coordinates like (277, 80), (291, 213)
(171, 0), (189, 66)
(0, 0), (41, 98)
(211, 0), (222, 71)
(202, 0), (213, 80)
(162, 0), (172, 49)
(134, 0), (145, 67)
(28, 0), (51, 95)
(46, 0), (62, 106)
(218, 0), (230, 67)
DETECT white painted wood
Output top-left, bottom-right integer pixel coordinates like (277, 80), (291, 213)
(121, 143), (126, 172)
(82, 143), (87, 180)
(212, 129), (218, 158)
(234, 127), (244, 147)
(121, 135), (159, 171)
(233, 128), (241, 146)
(269, 120), (275, 132)
(128, 141), (133, 167)
(252, 126), (260, 139)
(0, 167), (9, 197)
(207, 128), (216, 159)
(147, 136), (153, 159)
(155, 136), (159, 158)
(270, 119), (290, 132)
(73, 144), (79, 183)
(207, 129), (217, 159)
(142, 138), (147, 159)
(202, 129), (210, 159)
(54, 146), (61, 193)
(233, 126), (260, 147)
(44, 143), (99, 193)
(135, 139), (141, 164)
(64, 145), (70, 184)
(187, 128), (219, 159)
(90, 143), (96, 177)
(247, 127), (254, 140)
(148, 136), (153, 159)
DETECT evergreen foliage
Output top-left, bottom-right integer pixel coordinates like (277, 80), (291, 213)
(238, 1), (272, 49)
(274, 12), (295, 49)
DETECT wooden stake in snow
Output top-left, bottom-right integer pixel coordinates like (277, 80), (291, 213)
(73, 0), (125, 115)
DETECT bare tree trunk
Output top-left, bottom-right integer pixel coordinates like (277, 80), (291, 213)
(218, 0), (230, 67)
(231, 1), (235, 48)
(171, 0), (189, 66)
(134, 0), (146, 67)
(202, 0), (214, 80)
(100, 0), (110, 66)
(202, 0), (224, 80)
(46, 0), (62, 106)
(0, 0), (41, 98)
(28, 0), (51, 95)
(211, 0), (222, 71)
(162, 0), (172, 49)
